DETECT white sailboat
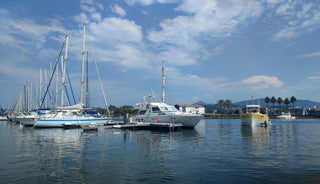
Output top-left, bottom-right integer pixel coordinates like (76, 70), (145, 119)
(34, 24), (111, 128)
(133, 62), (203, 128)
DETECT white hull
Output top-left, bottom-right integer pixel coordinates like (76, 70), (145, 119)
(134, 113), (202, 128)
(0, 116), (8, 121)
(277, 116), (296, 120)
(20, 116), (37, 126)
(240, 105), (270, 127)
(241, 116), (270, 127)
(276, 112), (295, 120)
(34, 117), (111, 128)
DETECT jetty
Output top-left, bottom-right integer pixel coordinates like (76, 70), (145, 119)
(61, 120), (183, 132)
(111, 122), (183, 131)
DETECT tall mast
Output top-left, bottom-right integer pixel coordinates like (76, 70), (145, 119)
(61, 35), (69, 106)
(161, 61), (165, 103)
(85, 51), (90, 107)
(80, 23), (86, 106)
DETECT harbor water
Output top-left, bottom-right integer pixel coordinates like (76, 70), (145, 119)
(1, 119), (320, 183)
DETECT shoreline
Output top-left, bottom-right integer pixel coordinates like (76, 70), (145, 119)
(204, 114), (320, 119)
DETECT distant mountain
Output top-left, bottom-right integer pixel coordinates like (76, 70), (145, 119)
(193, 100), (207, 105)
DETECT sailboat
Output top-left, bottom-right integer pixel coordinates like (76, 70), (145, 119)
(34, 24), (111, 128)
(133, 62), (203, 128)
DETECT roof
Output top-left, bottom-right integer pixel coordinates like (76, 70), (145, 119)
(175, 104), (204, 108)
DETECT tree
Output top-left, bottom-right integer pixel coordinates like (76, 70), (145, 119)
(284, 98), (290, 112)
(225, 99), (232, 114)
(277, 97), (283, 114)
(217, 99), (225, 113)
(290, 96), (297, 109)
(290, 96), (297, 115)
(270, 96), (276, 114)
(264, 96), (270, 108)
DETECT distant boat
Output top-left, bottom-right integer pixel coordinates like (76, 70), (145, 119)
(240, 104), (270, 127)
(276, 112), (296, 120)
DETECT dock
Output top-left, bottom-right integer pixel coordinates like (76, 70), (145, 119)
(62, 121), (183, 132)
(82, 125), (98, 132)
(111, 122), (183, 131)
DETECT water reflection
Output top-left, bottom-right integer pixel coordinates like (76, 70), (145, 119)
(241, 125), (270, 156)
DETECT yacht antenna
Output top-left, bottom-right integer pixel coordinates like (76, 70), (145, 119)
(161, 61), (165, 103)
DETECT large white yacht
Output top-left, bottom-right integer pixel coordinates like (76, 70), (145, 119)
(132, 63), (203, 128)
(133, 95), (203, 128)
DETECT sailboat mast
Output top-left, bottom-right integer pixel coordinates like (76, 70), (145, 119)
(61, 35), (69, 106)
(80, 23), (86, 106)
(161, 61), (165, 103)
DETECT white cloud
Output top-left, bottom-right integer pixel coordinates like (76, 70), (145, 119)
(240, 75), (284, 90)
(276, 3), (291, 15)
(111, 4), (126, 17)
(148, 0), (263, 64)
(76, 0), (104, 23)
(307, 76), (320, 80)
(125, 0), (154, 6)
(125, 0), (177, 6)
(272, 27), (297, 40)
(114, 44), (150, 69)
(88, 17), (142, 44)
(0, 9), (66, 54)
(270, 1), (320, 41)
(296, 51), (320, 60)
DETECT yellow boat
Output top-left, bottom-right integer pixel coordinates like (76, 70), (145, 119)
(240, 104), (270, 127)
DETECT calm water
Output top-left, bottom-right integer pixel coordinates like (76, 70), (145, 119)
(1, 119), (320, 184)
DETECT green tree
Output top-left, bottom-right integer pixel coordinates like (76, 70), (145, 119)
(277, 97), (283, 114)
(270, 96), (276, 114)
(217, 99), (225, 113)
(290, 96), (297, 115)
(225, 99), (232, 114)
(290, 96), (297, 110)
(284, 98), (290, 112)
(113, 105), (136, 117)
(264, 96), (270, 108)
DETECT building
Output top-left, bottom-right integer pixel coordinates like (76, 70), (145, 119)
(174, 104), (205, 115)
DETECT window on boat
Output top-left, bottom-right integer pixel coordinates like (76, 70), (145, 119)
(247, 107), (259, 113)
(152, 107), (161, 113)
(138, 110), (146, 115)
(159, 106), (178, 112)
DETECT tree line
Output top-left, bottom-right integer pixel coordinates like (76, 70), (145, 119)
(215, 96), (297, 114)
(264, 96), (297, 114)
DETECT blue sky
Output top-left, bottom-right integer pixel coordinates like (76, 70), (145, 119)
(1, 0), (320, 108)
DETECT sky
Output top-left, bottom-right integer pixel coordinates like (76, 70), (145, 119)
(1, 0), (320, 108)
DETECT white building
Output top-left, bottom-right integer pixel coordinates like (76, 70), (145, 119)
(174, 104), (205, 115)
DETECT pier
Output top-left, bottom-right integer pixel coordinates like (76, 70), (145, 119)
(111, 122), (183, 131)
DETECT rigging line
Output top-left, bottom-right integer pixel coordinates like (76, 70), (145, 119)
(88, 43), (110, 115)
(66, 66), (77, 105)
(39, 42), (65, 110)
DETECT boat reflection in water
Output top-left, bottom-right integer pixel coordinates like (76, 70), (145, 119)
(241, 126), (270, 156)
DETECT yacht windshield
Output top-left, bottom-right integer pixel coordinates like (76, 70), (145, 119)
(159, 105), (178, 112)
